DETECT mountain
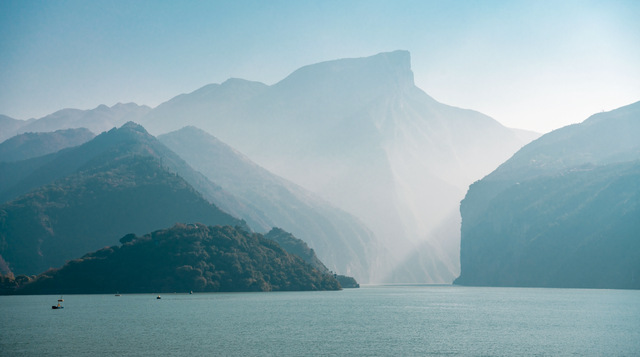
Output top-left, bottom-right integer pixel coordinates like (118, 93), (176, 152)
(0, 153), (244, 276)
(0, 115), (34, 143)
(142, 51), (529, 282)
(141, 79), (268, 134)
(263, 227), (330, 274)
(158, 126), (392, 283)
(0, 122), (269, 276)
(12, 103), (150, 137)
(0, 123), (270, 232)
(9, 223), (340, 294)
(0, 151), (64, 198)
(455, 101), (640, 289)
(0, 128), (95, 162)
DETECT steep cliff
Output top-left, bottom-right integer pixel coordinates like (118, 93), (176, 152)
(456, 101), (640, 289)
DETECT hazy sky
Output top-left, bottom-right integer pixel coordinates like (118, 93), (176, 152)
(1, 0), (638, 133)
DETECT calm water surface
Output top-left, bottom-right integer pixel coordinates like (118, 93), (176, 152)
(1, 285), (639, 356)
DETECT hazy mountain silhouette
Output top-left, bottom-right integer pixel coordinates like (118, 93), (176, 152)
(12, 102), (150, 137)
(142, 79), (268, 135)
(141, 51), (531, 282)
(0, 128), (95, 162)
(455, 101), (640, 289)
(158, 126), (394, 282)
(0, 123), (271, 232)
(0, 115), (34, 143)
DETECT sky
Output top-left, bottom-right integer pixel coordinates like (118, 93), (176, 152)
(1, 0), (638, 133)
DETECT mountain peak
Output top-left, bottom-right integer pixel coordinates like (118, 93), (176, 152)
(274, 50), (415, 92)
(371, 50), (411, 69)
(221, 78), (268, 88)
(119, 121), (149, 134)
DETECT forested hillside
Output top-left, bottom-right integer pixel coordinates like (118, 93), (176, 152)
(11, 224), (340, 294)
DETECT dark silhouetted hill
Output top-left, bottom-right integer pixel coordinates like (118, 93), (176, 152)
(11, 223), (340, 294)
(264, 227), (329, 274)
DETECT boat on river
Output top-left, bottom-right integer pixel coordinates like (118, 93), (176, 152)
(52, 297), (64, 309)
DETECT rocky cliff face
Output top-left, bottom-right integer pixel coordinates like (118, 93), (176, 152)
(456, 101), (640, 289)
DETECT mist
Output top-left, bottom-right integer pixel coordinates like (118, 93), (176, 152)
(138, 50), (533, 283)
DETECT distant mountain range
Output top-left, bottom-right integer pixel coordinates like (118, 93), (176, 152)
(0, 115), (35, 143)
(0, 50), (544, 284)
(140, 51), (536, 282)
(455, 101), (640, 289)
(0, 103), (150, 144)
(0, 128), (95, 162)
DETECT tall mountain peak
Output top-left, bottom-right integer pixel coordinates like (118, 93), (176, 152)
(274, 50), (415, 92)
(142, 51), (527, 283)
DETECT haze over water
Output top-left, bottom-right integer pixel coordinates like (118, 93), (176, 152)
(2, 286), (638, 356)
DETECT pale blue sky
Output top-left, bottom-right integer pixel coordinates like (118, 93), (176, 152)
(1, 0), (638, 132)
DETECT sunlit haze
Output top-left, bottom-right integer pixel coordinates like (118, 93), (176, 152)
(1, 0), (638, 133)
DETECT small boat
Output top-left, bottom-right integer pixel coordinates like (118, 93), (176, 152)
(58, 296), (64, 302)
(156, 295), (161, 299)
(52, 301), (64, 309)
(115, 292), (121, 297)
(190, 291), (193, 295)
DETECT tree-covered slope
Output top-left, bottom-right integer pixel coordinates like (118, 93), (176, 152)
(0, 155), (244, 276)
(0, 128), (95, 162)
(264, 227), (329, 274)
(456, 101), (640, 289)
(13, 223), (340, 294)
(158, 126), (391, 283)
